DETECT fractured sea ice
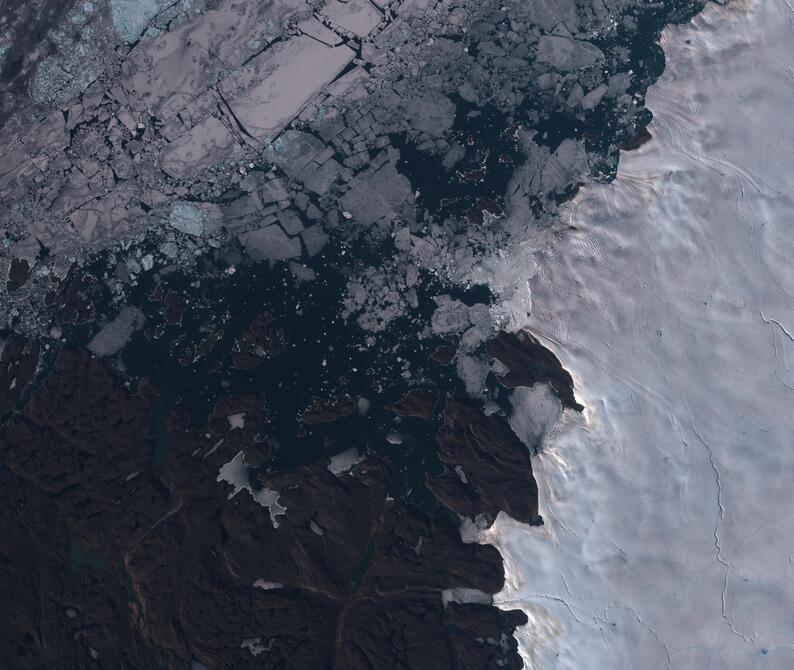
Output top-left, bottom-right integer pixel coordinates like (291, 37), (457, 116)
(110, 0), (170, 42)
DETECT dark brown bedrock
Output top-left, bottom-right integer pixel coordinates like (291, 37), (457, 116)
(487, 330), (584, 411)
(0, 335), (40, 416)
(429, 397), (542, 528)
(0, 348), (528, 669)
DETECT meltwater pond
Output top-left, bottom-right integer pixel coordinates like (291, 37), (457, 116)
(484, 1), (794, 668)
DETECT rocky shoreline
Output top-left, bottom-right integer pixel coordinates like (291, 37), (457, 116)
(1, 331), (577, 668)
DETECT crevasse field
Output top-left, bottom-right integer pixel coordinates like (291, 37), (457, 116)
(484, 0), (794, 667)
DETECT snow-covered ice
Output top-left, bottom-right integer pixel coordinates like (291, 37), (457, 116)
(217, 451), (286, 528)
(484, 1), (794, 668)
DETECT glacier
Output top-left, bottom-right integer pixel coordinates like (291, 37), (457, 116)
(483, 1), (794, 668)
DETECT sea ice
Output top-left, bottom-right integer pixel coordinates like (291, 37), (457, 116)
(87, 307), (145, 357)
(110, 0), (169, 43)
(328, 448), (364, 475)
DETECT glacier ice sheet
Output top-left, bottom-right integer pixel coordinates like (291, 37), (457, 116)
(484, 1), (794, 668)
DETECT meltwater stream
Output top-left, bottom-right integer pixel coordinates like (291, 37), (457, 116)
(485, 1), (794, 668)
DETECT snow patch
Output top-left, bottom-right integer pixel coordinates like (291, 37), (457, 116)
(217, 451), (286, 528)
(253, 579), (283, 590)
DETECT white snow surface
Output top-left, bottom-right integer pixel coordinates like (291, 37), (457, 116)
(483, 1), (794, 668)
(217, 451), (286, 528)
(509, 383), (562, 451)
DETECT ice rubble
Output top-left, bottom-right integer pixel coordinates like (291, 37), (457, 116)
(484, 1), (794, 667)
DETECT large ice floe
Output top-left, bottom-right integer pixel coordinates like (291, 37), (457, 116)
(483, 0), (794, 668)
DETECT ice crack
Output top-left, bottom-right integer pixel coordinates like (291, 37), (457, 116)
(691, 426), (754, 645)
(761, 311), (794, 342)
(499, 594), (592, 628)
(608, 604), (671, 670)
(759, 312), (794, 392)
